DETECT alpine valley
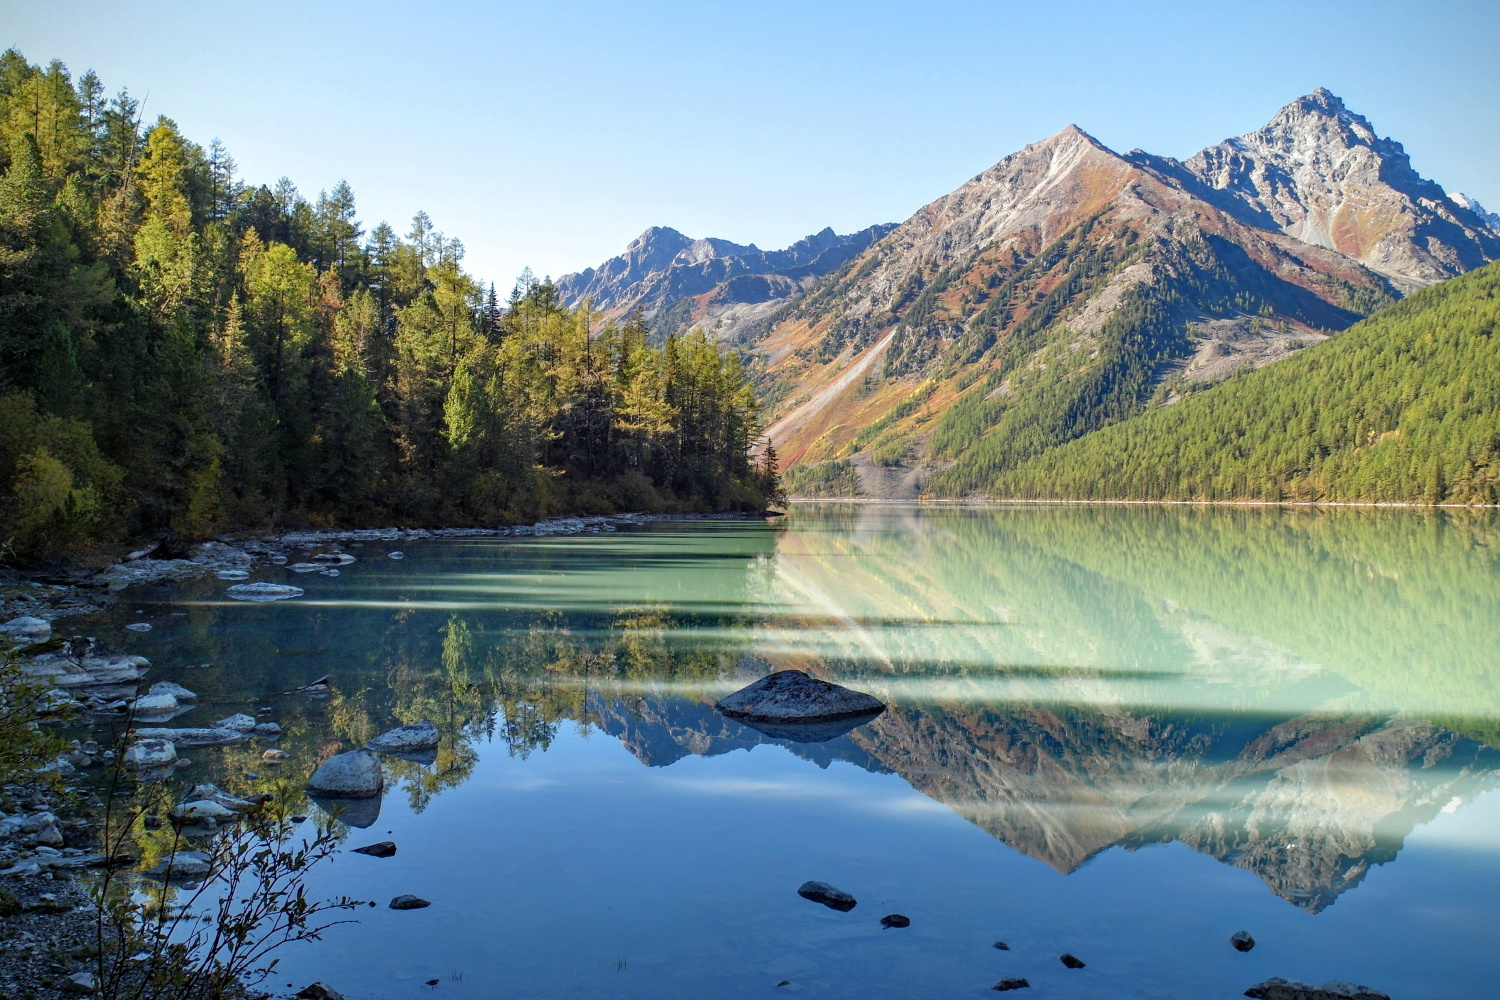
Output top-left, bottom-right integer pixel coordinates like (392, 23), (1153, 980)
(559, 89), (1500, 502)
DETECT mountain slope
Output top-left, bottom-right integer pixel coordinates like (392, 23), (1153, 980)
(988, 261), (1500, 503)
(754, 90), (1495, 497)
(555, 223), (896, 341)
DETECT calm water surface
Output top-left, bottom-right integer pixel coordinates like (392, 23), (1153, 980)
(112, 505), (1500, 999)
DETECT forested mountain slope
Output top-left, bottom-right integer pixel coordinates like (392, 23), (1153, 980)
(0, 50), (777, 562)
(990, 261), (1500, 503)
(754, 92), (1496, 498)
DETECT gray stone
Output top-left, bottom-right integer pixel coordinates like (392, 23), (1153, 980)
(879, 913), (910, 928)
(717, 671), (884, 724)
(149, 681), (198, 702)
(1231, 930), (1256, 952)
(1244, 980), (1390, 1000)
(1060, 954), (1085, 969)
(351, 841), (397, 858)
(0, 616), (51, 642)
(144, 851), (211, 881)
(132, 727), (247, 747)
(992, 979), (1030, 992)
(305, 750), (383, 798)
(796, 880), (856, 911)
(296, 984), (345, 1000)
(170, 800), (237, 825)
(183, 784), (260, 812)
(123, 738), (177, 769)
(366, 721), (440, 755)
(59, 971), (96, 994)
(389, 894), (430, 910)
(261, 749), (289, 763)
(129, 693), (179, 716)
(226, 582), (303, 602)
(215, 713), (257, 732)
(125, 622), (151, 632)
(254, 722), (282, 737)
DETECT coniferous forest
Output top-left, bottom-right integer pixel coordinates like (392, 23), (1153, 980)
(0, 51), (779, 561)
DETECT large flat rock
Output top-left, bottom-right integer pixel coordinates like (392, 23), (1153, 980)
(306, 749), (383, 799)
(716, 670), (884, 723)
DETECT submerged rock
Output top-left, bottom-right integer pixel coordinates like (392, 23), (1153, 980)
(366, 721), (440, 755)
(992, 941), (1011, 950)
(992, 979), (1030, 992)
(306, 750), (383, 798)
(1060, 953), (1086, 969)
(133, 727), (248, 747)
(351, 841), (397, 858)
(879, 914), (910, 928)
(1231, 930), (1256, 952)
(716, 671), (885, 728)
(1244, 980), (1390, 1000)
(796, 880), (857, 912)
(226, 582), (303, 602)
(389, 894), (430, 910)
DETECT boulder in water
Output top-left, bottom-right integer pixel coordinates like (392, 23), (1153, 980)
(880, 914), (910, 928)
(389, 894), (430, 910)
(123, 738), (176, 769)
(366, 721), (440, 755)
(717, 671), (884, 725)
(796, 880), (856, 911)
(296, 984), (345, 1000)
(1060, 953), (1086, 969)
(306, 750), (383, 798)
(1244, 980), (1390, 1000)
(149, 681), (197, 702)
(226, 582), (303, 602)
(992, 979), (1030, 992)
(215, 713), (257, 732)
(1231, 930), (1256, 952)
(352, 841), (397, 858)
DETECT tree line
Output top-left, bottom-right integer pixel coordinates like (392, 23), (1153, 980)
(0, 50), (780, 560)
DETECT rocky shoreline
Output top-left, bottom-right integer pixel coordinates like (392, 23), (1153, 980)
(0, 512), (779, 999)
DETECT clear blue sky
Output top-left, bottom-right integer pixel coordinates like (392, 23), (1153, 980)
(6, 0), (1497, 291)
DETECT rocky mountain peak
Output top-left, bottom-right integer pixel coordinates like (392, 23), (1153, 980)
(1182, 89), (1497, 287)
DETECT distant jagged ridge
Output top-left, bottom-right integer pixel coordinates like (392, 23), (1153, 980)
(554, 223), (896, 340)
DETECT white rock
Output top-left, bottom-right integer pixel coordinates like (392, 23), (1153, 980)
(226, 582), (304, 602)
(184, 783), (259, 812)
(170, 800), (237, 824)
(129, 693), (179, 715)
(215, 714), (257, 732)
(388, 551), (404, 559)
(261, 749), (289, 763)
(149, 681), (198, 702)
(254, 722), (282, 737)
(124, 738), (177, 769)
(0, 615), (51, 641)
(305, 750), (383, 798)
(144, 851), (211, 880)
(366, 721), (440, 754)
(125, 622), (152, 632)
(288, 563), (322, 573)
(59, 971), (96, 994)
(216, 569), (250, 580)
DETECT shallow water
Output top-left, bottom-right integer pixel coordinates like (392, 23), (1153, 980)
(108, 504), (1500, 999)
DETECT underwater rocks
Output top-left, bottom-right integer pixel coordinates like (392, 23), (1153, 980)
(225, 582), (304, 602)
(879, 914), (910, 928)
(366, 721), (440, 755)
(1244, 980), (1390, 1000)
(796, 880), (857, 911)
(717, 671), (885, 742)
(306, 750), (383, 798)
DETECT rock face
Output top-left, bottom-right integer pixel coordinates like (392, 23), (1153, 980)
(1174, 89), (1500, 288)
(796, 880), (857, 912)
(1244, 979), (1390, 1000)
(305, 750), (383, 798)
(366, 721), (440, 755)
(555, 224), (898, 342)
(717, 671), (885, 724)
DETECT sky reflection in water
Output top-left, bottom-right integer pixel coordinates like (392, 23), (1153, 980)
(117, 504), (1500, 999)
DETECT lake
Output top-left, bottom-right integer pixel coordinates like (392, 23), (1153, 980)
(108, 504), (1500, 999)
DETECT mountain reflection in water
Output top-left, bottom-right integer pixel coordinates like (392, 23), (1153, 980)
(122, 504), (1500, 924)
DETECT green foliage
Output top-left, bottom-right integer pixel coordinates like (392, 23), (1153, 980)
(993, 262), (1500, 503)
(0, 50), (776, 554)
(784, 459), (862, 498)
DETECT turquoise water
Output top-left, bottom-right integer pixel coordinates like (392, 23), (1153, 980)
(113, 504), (1500, 999)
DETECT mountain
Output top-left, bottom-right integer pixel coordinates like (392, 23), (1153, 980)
(747, 90), (1497, 497)
(1451, 192), (1500, 233)
(986, 259), (1500, 503)
(555, 223), (896, 341)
